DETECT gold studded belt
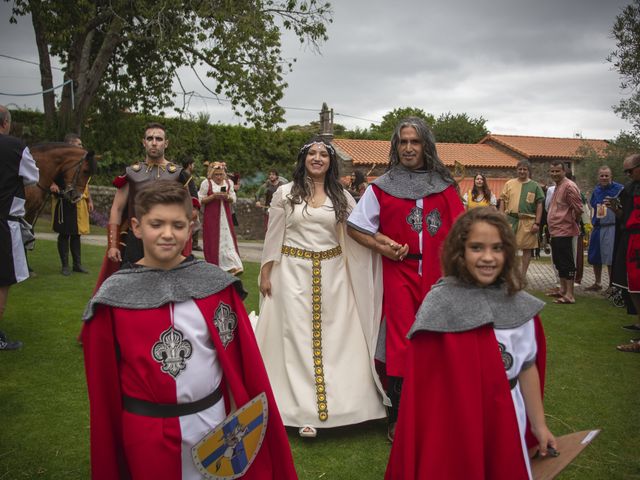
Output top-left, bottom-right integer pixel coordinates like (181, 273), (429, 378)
(281, 245), (342, 260)
(280, 244), (342, 422)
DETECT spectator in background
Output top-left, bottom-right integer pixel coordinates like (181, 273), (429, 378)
(181, 156), (203, 251)
(51, 133), (93, 275)
(587, 166), (623, 291)
(500, 160), (544, 280)
(348, 170), (368, 202)
(227, 169), (241, 228)
(610, 154), (640, 351)
(106, 122), (199, 266)
(0, 105), (39, 350)
(256, 169), (287, 230)
(463, 173), (497, 210)
(199, 162), (243, 275)
(547, 161), (583, 305)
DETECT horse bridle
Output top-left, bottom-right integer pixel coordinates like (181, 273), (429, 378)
(36, 155), (87, 204)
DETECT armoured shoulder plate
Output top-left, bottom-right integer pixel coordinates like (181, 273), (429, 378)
(126, 162), (183, 185)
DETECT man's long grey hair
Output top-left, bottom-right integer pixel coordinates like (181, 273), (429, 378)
(388, 117), (455, 185)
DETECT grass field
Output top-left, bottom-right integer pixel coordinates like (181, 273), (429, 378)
(1, 240), (639, 479)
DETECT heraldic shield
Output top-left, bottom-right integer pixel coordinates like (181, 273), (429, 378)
(192, 392), (268, 479)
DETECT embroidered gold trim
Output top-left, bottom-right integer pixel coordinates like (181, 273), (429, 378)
(281, 244), (342, 421)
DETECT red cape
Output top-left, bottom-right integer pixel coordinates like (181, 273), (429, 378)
(82, 286), (297, 480)
(385, 316), (546, 480)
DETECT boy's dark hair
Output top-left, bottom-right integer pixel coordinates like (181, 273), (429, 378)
(441, 207), (523, 294)
(134, 180), (192, 219)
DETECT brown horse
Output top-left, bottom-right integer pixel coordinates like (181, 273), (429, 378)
(25, 143), (97, 225)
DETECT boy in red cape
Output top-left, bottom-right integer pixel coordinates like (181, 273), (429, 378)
(82, 181), (296, 479)
(386, 207), (556, 480)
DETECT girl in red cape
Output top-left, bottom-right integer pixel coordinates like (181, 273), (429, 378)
(386, 207), (556, 480)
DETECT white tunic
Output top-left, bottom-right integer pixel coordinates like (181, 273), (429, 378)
(494, 319), (537, 479)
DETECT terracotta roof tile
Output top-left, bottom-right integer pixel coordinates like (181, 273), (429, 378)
(332, 138), (390, 165)
(480, 134), (608, 159)
(437, 143), (518, 168)
(332, 138), (517, 169)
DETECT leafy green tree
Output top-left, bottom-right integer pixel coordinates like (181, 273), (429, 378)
(576, 132), (640, 190)
(359, 107), (487, 143)
(7, 0), (332, 134)
(432, 112), (488, 144)
(368, 107), (435, 139)
(609, 0), (640, 132)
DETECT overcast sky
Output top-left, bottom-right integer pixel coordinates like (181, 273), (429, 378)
(0, 0), (633, 140)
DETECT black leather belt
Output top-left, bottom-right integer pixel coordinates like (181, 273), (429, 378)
(123, 385), (223, 418)
(405, 253), (422, 260)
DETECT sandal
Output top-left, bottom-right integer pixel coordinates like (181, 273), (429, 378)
(584, 284), (602, 292)
(553, 297), (575, 305)
(299, 425), (317, 438)
(616, 342), (640, 353)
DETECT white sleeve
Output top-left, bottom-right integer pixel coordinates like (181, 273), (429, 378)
(198, 179), (209, 202)
(19, 146), (39, 186)
(490, 193), (497, 207)
(346, 185), (380, 235)
(462, 192), (469, 207)
(261, 186), (287, 267)
(228, 180), (237, 204)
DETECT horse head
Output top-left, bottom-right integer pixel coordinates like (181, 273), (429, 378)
(26, 143), (98, 224)
(60, 149), (97, 203)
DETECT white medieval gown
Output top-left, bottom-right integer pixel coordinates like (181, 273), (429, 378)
(255, 183), (387, 428)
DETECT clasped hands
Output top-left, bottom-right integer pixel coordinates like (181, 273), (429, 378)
(374, 233), (409, 261)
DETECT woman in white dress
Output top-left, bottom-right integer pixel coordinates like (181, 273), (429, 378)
(198, 162), (243, 274)
(256, 137), (387, 438)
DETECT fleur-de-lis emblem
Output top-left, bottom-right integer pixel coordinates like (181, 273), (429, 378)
(425, 209), (442, 237)
(214, 302), (238, 348)
(498, 342), (514, 371)
(406, 206), (423, 233)
(151, 326), (193, 378)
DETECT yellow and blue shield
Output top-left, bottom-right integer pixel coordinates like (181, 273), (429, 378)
(192, 392), (268, 479)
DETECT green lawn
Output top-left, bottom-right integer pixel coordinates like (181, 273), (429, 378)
(1, 241), (638, 479)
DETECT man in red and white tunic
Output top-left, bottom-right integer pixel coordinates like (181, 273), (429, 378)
(347, 117), (464, 439)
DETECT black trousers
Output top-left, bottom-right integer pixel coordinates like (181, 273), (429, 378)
(57, 234), (82, 267)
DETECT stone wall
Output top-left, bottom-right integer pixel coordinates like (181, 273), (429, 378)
(87, 185), (267, 240)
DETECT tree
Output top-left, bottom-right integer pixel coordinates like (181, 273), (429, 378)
(362, 107), (487, 143)
(7, 0), (332, 134)
(368, 107), (435, 139)
(608, 0), (640, 132)
(431, 112), (488, 144)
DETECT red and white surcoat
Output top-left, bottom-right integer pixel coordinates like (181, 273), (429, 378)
(83, 274), (296, 480)
(348, 183), (464, 377)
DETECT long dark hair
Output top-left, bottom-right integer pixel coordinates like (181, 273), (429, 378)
(441, 207), (523, 294)
(388, 117), (455, 186)
(471, 173), (492, 201)
(289, 136), (349, 223)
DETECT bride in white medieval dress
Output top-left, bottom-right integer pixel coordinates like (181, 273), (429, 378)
(256, 137), (387, 438)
